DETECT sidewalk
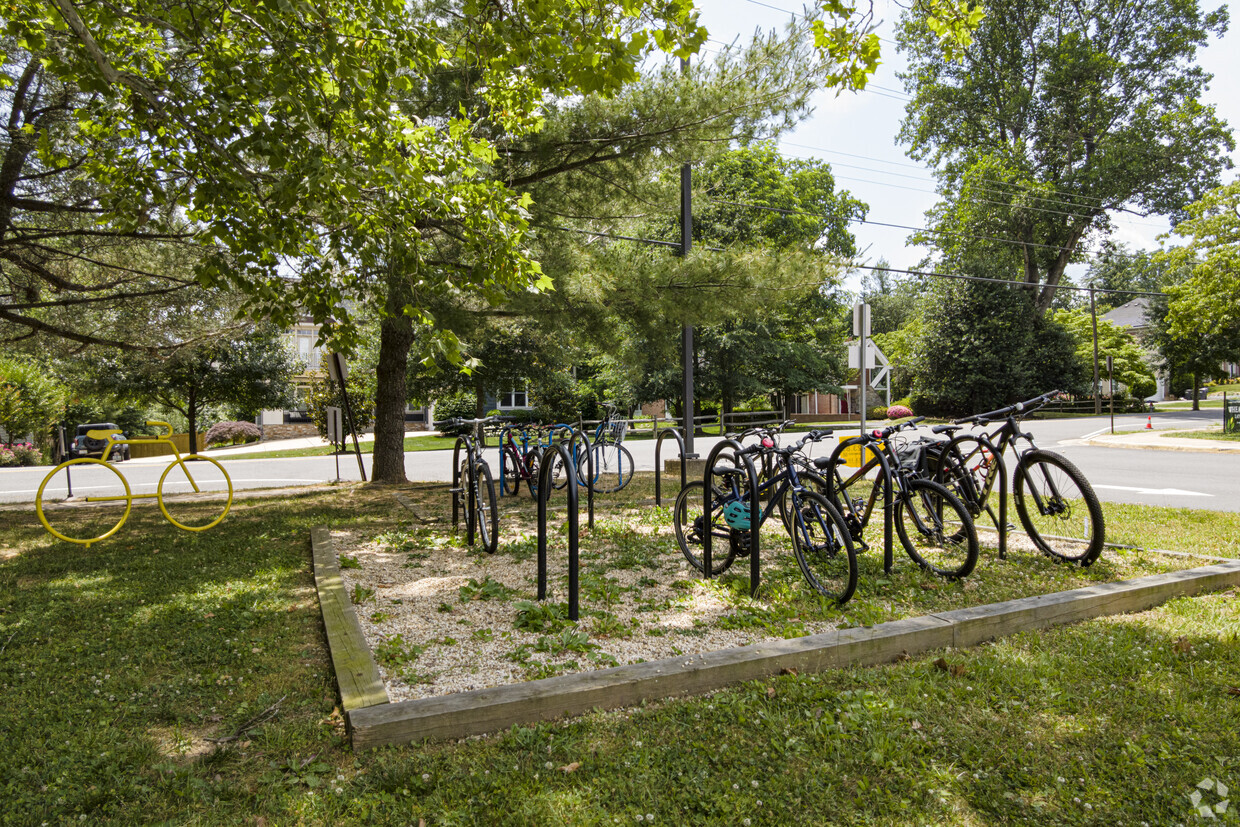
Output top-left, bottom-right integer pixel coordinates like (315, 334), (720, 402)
(1068, 427), (1240, 453)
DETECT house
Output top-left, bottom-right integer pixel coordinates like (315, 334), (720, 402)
(256, 317), (432, 441)
(1101, 298), (1170, 400)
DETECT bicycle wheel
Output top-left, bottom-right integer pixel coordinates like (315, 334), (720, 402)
(501, 447), (521, 496)
(585, 442), (634, 493)
(35, 458), (132, 546)
(1014, 450), (1105, 566)
(672, 480), (737, 575)
(788, 491), (857, 605)
(777, 468), (830, 535)
(894, 479), (978, 579)
(524, 450), (542, 499)
(926, 436), (992, 518)
(472, 461), (499, 554)
(158, 455), (233, 531)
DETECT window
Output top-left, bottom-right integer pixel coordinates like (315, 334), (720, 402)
(499, 388), (529, 409)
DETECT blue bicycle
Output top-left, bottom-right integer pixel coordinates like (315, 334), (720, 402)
(673, 432), (858, 605)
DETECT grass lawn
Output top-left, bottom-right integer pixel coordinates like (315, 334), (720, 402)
(2, 480), (1238, 825)
(1165, 428), (1240, 442)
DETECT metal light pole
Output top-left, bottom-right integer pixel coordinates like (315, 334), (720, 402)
(679, 56), (697, 458)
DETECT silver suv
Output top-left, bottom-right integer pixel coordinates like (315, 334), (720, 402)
(70, 423), (130, 461)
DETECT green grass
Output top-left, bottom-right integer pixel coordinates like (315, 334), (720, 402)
(1155, 399), (1225, 410)
(2, 480), (1239, 824)
(1164, 428), (1240, 442)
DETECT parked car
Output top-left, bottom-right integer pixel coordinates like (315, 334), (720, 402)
(70, 423), (130, 461)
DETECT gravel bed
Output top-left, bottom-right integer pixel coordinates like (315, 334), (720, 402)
(334, 516), (845, 703)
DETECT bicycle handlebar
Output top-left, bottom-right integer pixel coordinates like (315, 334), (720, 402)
(953, 390), (1062, 425)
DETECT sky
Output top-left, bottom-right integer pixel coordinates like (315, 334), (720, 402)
(691, 0), (1240, 286)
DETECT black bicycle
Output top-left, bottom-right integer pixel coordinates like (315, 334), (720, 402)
(673, 432), (858, 604)
(923, 391), (1105, 566)
(435, 416), (500, 554)
(818, 418), (979, 580)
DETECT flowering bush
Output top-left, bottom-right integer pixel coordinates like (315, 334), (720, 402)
(0, 442), (42, 466)
(205, 421), (262, 446)
(886, 404), (914, 420)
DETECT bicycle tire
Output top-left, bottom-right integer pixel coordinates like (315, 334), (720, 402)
(777, 468), (830, 535)
(584, 442), (634, 493)
(473, 461), (499, 553)
(893, 478), (978, 579)
(788, 490), (858, 605)
(672, 480), (737, 575)
(524, 450), (542, 499)
(501, 446), (521, 496)
(1014, 450), (1105, 566)
(36, 458), (132, 546)
(158, 455), (233, 531)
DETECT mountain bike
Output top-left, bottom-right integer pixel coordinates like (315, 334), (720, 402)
(673, 432), (858, 604)
(437, 416), (500, 553)
(924, 391), (1106, 566)
(818, 418), (979, 580)
(36, 421), (233, 547)
(580, 403), (634, 493)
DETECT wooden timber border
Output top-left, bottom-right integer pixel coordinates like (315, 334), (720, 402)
(310, 527), (389, 714)
(311, 525), (1240, 750)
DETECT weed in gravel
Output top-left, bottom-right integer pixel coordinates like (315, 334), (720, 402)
(470, 628), (494, 642)
(514, 600), (571, 634)
(373, 634), (426, 668)
(534, 629), (596, 656)
(369, 611), (392, 623)
(459, 576), (516, 603)
(498, 535), (540, 562)
(350, 583), (375, 605)
(589, 612), (635, 639)
(338, 554), (361, 569)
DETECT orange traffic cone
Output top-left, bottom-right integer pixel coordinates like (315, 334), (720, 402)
(1145, 416), (1153, 430)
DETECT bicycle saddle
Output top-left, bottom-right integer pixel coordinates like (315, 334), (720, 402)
(931, 425), (962, 434)
(86, 429), (122, 441)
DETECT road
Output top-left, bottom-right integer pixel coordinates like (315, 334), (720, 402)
(2, 410), (1235, 511)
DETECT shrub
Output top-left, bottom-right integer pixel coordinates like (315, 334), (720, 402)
(886, 404), (914, 420)
(205, 421), (262, 446)
(432, 389), (480, 435)
(0, 442), (43, 467)
(867, 406), (889, 420)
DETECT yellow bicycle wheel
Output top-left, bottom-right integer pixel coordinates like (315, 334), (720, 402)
(36, 458), (132, 547)
(157, 455), (233, 531)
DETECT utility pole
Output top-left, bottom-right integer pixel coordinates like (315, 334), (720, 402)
(679, 56), (697, 458)
(1090, 286), (1101, 415)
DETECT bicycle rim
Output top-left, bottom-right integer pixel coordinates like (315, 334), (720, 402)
(36, 459), (132, 546)
(894, 479), (978, 579)
(672, 481), (735, 574)
(474, 462), (498, 553)
(1014, 451), (1104, 565)
(789, 491), (857, 605)
(158, 455), (233, 531)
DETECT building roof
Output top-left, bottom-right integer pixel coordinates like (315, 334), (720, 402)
(1102, 297), (1152, 330)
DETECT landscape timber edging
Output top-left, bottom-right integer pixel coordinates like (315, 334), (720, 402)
(335, 551), (1240, 751)
(310, 526), (390, 716)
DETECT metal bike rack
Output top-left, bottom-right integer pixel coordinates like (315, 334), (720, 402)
(700, 438), (762, 596)
(828, 435), (895, 574)
(562, 426), (594, 528)
(536, 442), (582, 620)
(654, 428), (686, 507)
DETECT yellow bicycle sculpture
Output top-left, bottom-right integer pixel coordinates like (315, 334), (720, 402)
(36, 421), (233, 547)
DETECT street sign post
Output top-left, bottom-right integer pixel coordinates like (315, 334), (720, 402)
(854, 302), (870, 433)
(327, 352), (366, 481)
(326, 405), (343, 482)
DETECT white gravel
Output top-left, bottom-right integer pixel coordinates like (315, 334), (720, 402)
(334, 517), (845, 703)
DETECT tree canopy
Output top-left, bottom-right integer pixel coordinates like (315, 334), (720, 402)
(897, 0), (1233, 314)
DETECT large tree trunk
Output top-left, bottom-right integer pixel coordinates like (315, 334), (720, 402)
(187, 387), (198, 455)
(1192, 369), (1200, 412)
(371, 278), (416, 483)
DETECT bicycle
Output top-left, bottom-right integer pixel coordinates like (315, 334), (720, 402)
(673, 432), (858, 604)
(579, 403), (634, 494)
(437, 416), (500, 554)
(924, 391), (1105, 566)
(818, 417), (979, 580)
(35, 421), (233, 547)
(498, 421), (549, 498)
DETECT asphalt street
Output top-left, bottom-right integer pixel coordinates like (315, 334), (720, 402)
(2, 409), (1235, 511)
